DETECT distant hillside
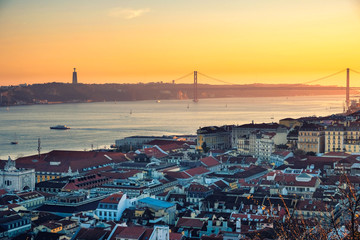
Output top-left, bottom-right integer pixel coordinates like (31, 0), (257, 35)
(0, 82), (348, 106)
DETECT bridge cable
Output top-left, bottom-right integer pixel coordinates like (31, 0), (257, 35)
(301, 69), (346, 84)
(350, 69), (360, 75)
(197, 72), (238, 85)
(173, 72), (193, 82)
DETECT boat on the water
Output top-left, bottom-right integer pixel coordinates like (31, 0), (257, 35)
(10, 133), (18, 144)
(50, 125), (70, 130)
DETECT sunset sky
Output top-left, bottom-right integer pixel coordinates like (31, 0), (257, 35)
(1, 0), (360, 86)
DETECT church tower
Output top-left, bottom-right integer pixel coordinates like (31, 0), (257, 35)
(72, 68), (78, 84)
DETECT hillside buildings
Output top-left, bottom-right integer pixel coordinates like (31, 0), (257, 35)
(4, 114), (360, 239)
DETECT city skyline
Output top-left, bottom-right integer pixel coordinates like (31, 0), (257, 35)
(1, 0), (360, 86)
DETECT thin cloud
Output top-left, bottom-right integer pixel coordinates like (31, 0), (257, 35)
(108, 8), (150, 19)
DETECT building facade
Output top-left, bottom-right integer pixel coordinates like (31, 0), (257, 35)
(325, 123), (360, 153)
(298, 124), (325, 154)
(197, 126), (231, 151)
(0, 157), (35, 192)
(95, 192), (128, 221)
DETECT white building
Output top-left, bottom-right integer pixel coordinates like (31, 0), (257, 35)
(0, 157), (35, 192)
(269, 151), (294, 167)
(95, 192), (128, 221)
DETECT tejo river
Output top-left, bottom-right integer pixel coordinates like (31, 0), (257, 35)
(0, 95), (345, 160)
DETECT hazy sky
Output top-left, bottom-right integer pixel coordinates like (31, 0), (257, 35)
(1, 0), (360, 86)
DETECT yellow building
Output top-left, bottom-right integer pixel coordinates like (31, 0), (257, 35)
(326, 123), (360, 153)
(197, 126), (231, 151)
(298, 124), (325, 154)
(279, 118), (303, 129)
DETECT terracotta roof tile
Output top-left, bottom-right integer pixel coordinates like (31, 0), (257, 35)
(117, 226), (146, 239)
(100, 193), (124, 204)
(200, 156), (220, 168)
(176, 217), (205, 228)
(11, 150), (127, 173)
(185, 166), (210, 177)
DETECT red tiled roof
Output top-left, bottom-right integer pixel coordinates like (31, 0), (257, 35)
(272, 151), (291, 157)
(296, 200), (328, 211)
(100, 193), (124, 204)
(63, 174), (110, 191)
(9, 150), (127, 173)
(137, 147), (168, 159)
(17, 191), (42, 200)
(141, 229), (154, 240)
(212, 180), (228, 189)
(101, 169), (141, 180)
(185, 166), (209, 177)
(7, 203), (22, 209)
(166, 171), (191, 179)
(157, 143), (190, 152)
(200, 156), (220, 168)
(187, 183), (212, 193)
(274, 174), (318, 187)
(176, 217), (205, 228)
(117, 226), (146, 239)
(0, 189), (7, 195)
(323, 152), (351, 157)
(170, 232), (183, 240)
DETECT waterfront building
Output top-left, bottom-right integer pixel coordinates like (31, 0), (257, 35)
(231, 123), (287, 149)
(298, 124), (325, 154)
(115, 135), (174, 149)
(0, 156), (35, 192)
(7, 150), (127, 183)
(197, 126), (232, 151)
(279, 118), (303, 129)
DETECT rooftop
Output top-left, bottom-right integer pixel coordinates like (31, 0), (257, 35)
(138, 197), (175, 209)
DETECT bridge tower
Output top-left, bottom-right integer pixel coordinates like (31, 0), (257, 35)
(193, 71), (198, 102)
(346, 68), (350, 110)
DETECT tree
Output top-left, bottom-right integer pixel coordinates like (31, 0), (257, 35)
(275, 174), (360, 240)
(201, 141), (210, 153)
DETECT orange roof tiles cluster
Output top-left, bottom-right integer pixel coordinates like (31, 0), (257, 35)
(3, 150), (128, 173)
(100, 193), (124, 204)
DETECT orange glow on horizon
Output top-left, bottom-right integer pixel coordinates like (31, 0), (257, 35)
(1, 1), (360, 86)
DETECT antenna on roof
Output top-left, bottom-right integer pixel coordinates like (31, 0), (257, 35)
(37, 138), (41, 159)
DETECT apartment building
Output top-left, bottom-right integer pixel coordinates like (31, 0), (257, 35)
(298, 124), (325, 154)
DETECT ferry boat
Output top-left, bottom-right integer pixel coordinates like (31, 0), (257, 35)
(50, 125), (70, 130)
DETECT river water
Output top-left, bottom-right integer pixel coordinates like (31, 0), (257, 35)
(0, 95), (345, 160)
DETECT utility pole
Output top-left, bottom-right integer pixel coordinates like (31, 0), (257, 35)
(37, 138), (41, 159)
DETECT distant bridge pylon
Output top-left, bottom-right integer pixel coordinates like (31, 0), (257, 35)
(172, 68), (360, 105)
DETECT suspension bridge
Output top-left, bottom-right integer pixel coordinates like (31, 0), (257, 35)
(171, 68), (360, 109)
